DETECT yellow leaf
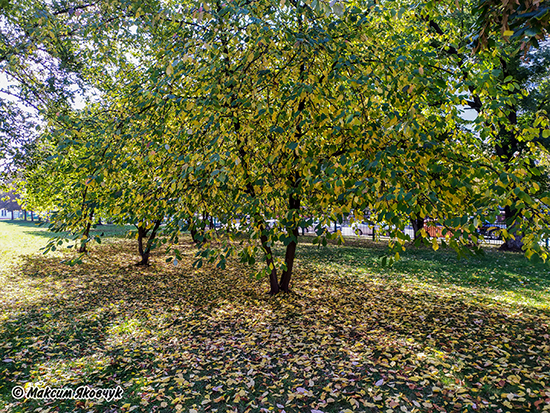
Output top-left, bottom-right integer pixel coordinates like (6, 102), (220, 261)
(507, 374), (521, 384)
(503, 30), (514, 36)
(166, 63), (174, 76)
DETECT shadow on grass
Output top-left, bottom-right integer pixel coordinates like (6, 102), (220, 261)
(1, 238), (549, 412)
(0, 220), (44, 226)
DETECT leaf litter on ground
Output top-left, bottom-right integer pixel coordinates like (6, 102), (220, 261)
(0, 222), (549, 412)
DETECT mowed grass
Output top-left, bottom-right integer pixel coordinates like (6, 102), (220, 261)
(0, 220), (549, 413)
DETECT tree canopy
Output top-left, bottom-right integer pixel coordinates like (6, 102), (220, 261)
(3, 0), (550, 293)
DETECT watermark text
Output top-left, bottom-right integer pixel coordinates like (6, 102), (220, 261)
(12, 385), (124, 401)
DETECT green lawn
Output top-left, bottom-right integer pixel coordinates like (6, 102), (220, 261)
(1, 220), (549, 412)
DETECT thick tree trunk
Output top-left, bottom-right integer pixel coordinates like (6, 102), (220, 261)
(137, 226), (149, 265)
(411, 217), (424, 240)
(279, 194), (300, 293)
(495, 57), (524, 251)
(136, 219), (162, 266)
(24, 210), (27, 221)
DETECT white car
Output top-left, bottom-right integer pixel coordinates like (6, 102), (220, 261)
(350, 221), (368, 235)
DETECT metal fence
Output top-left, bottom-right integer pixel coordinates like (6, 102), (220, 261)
(302, 221), (550, 248)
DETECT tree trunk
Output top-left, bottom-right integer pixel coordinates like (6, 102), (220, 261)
(147, 219), (162, 253)
(279, 194), (300, 293)
(411, 217), (424, 240)
(24, 210), (27, 221)
(190, 217), (201, 244)
(278, 50), (305, 294)
(260, 233), (280, 295)
(78, 210), (94, 254)
(31, 211), (34, 221)
(495, 57), (524, 251)
(136, 219), (162, 266)
(279, 226), (298, 293)
(499, 205), (524, 251)
(78, 222), (92, 253)
(137, 225), (148, 265)
(190, 227), (199, 243)
(254, 214), (279, 294)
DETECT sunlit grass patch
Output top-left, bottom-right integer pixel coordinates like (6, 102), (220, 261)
(26, 354), (111, 386)
(105, 317), (150, 347)
(295, 239), (550, 310)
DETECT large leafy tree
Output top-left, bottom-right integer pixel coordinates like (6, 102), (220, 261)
(131, 0), (550, 291)
(12, 0), (550, 293)
(426, 4), (550, 251)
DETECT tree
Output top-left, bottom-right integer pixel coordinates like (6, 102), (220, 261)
(425, 5), (550, 251)
(144, 0), (550, 290)
(13, 0), (550, 293)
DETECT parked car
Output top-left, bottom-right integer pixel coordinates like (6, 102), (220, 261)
(310, 220), (342, 233)
(351, 221), (369, 235)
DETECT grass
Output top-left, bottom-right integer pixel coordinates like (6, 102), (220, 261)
(0, 220), (549, 413)
(299, 238), (550, 309)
